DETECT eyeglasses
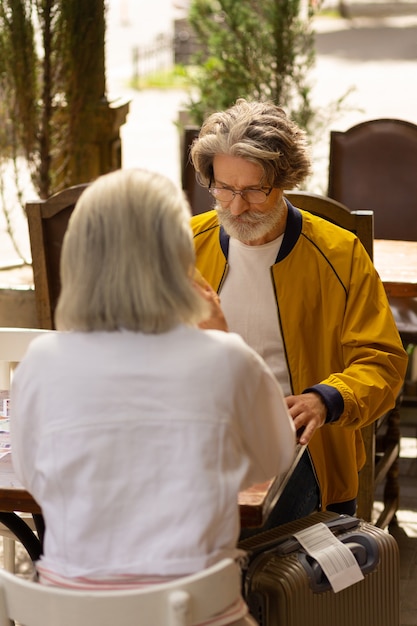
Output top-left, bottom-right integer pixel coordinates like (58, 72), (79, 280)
(208, 186), (274, 204)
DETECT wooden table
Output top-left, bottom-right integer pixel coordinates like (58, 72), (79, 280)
(1, 471), (278, 526)
(239, 444), (305, 528)
(0, 474), (274, 563)
(0, 444), (305, 563)
(0, 454), (40, 513)
(374, 239), (417, 298)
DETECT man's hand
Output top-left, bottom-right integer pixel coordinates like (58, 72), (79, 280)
(285, 392), (327, 445)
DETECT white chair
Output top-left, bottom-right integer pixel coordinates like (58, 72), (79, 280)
(0, 558), (242, 626)
(0, 328), (51, 572)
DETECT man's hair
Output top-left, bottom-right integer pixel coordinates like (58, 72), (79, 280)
(55, 168), (209, 333)
(191, 98), (312, 190)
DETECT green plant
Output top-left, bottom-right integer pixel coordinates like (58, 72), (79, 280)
(185, 0), (318, 134)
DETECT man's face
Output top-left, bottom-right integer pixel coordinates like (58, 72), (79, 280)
(212, 154), (286, 245)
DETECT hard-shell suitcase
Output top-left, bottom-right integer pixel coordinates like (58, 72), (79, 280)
(238, 511), (400, 626)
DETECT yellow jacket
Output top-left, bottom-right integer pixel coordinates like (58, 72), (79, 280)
(191, 203), (408, 509)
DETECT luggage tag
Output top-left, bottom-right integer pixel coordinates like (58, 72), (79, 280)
(294, 522), (365, 592)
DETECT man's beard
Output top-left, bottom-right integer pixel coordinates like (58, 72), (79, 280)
(216, 202), (284, 244)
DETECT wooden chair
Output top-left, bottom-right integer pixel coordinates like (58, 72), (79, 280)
(285, 190), (373, 256)
(0, 558), (241, 626)
(0, 328), (51, 572)
(285, 190), (400, 528)
(327, 117), (417, 379)
(181, 126), (213, 216)
(26, 184), (90, 330)
(327, 118), (417, 242)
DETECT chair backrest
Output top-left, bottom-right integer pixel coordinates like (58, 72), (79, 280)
(285, 190), (374, 259)
(0, 558), (241, 626)
(327, 118), (417, 241)
(26, 184), (90, 330)
(285, 190), (375, 521)
(181, 126), (213, 216)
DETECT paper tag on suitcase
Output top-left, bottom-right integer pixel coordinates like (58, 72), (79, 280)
(294, 522), (365, 593)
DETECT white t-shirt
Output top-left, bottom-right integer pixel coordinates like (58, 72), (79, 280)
(10, 325), (295, 580)
(220, 236), (292, 396)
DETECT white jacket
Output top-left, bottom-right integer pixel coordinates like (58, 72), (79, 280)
(11, 325), (295, 580)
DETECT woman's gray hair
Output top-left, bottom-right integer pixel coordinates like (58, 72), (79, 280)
(191, 98), (312, 190)
(55, 168), (209, 333)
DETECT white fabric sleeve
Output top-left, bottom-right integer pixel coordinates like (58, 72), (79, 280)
(236, 346), (296, 489)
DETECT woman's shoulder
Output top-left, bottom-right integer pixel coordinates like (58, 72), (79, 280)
(23, 330), (91, 361)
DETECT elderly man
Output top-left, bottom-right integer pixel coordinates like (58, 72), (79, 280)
(190, 98), (407, 529)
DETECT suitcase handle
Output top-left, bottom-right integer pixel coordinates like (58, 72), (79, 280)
(299, 533), (380, 593)
(240, 515), (362, 596)
(269, 515), (360, 557)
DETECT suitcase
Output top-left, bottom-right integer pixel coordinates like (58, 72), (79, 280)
(238, 511), (400, 626)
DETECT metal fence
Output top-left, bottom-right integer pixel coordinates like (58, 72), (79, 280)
(131, 20), (203, 83)
(132, 33), (173, 83)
